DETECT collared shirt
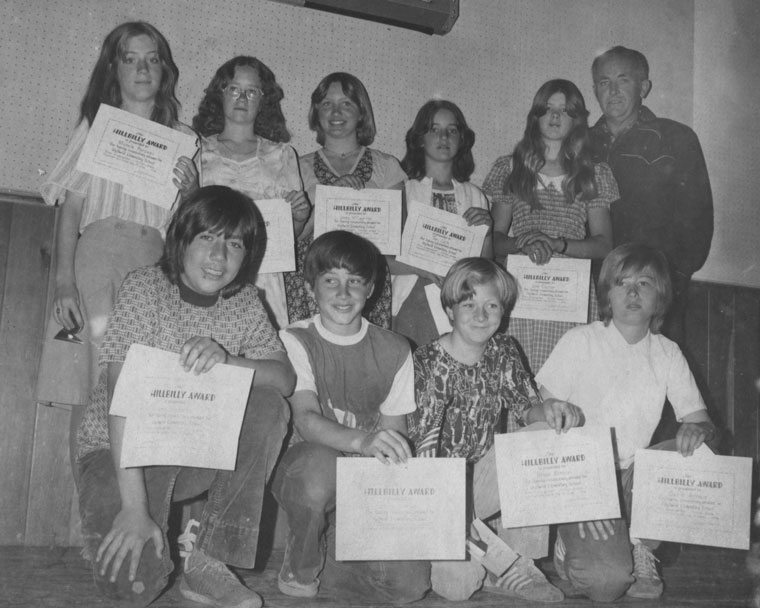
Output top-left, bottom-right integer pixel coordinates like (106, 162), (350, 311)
(536, 320), (706, 469)
(590, 106), (713, 278)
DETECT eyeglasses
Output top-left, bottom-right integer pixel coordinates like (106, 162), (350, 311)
(223, 84), (264, 102)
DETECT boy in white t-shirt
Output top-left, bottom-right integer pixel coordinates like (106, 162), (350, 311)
(537, 243), (719, 602)
(272, 230), (429, 603)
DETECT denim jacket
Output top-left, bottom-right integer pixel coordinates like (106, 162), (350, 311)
(590, 106), (713, 278)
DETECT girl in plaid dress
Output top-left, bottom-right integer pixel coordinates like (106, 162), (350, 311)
(483, 79), (618, 373)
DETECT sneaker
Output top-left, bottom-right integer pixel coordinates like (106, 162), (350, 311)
(483, 555), (564, 602)
(178, 518), (200, 564)
(626, 543), (664, 599)
(553, 533), (568, 581)
(277, 534), (319, 598)
(179, 549), (262, 608)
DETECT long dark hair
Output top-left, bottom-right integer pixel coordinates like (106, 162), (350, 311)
(193, 56), (290, 142)
(401, 99), (476, 182)
(159, 186), (265, 298)
(506, 79), (596, 208)
(308, 72), (376, 146)
(79, 21), (180, 127)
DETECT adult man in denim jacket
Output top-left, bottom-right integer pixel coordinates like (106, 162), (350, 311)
(589, 46), (713, 344)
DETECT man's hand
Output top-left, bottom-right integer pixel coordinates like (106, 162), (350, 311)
(96, 507), (163, 583)
(359, 429), (412, 464)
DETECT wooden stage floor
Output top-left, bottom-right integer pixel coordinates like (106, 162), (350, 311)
(1, 544), (754, 608)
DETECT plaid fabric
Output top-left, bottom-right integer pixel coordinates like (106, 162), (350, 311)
(485, 156), (616, 373)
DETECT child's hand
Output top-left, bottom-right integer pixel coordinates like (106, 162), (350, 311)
(517, 231), (554, 265)
(578, 519), (616, 541)
(173, 155), (199, 200)
(541, 398), (584, 433)
(359, 429), (412, 464)
(332, 174), (365, 190)
(180, 336), (228, 374)
(96, 507), (163, 583)
(462, 207), (493, 230)
(285, 190), (311, 223)
(53, 281), (84, 331)
(676, 421), (714, 456)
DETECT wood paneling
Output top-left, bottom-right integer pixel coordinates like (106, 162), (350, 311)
(0, 197), (55, 544)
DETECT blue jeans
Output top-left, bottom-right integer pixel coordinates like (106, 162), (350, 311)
(78, 386), (289, 606)
(557, 439), (676, 602)
(271, 442), (430, 604)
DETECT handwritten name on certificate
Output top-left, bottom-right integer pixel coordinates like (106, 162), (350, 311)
(630, 446), (751, 550)
(109, 344), (254, 470)
(506, 255), (590, 323)
(397, 203), (488, 277)
(336, 458), (466, 560)
(313, 184), (402, 254)
(495, 427), (620, 527)
(254, 199), (295, 273)
(76, 105), (198, 209)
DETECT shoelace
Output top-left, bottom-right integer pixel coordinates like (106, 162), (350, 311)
(178, 519), (200, 559)
(633, 545), (660, 578)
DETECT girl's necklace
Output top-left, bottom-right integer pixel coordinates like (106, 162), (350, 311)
(218, 137), (257, 156)
(323, 145), (361, 159)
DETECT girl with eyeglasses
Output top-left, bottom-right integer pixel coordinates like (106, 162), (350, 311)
(37, 21), (199, 482)
(483, 79), (618, 373)
(193, 56), (310, 329)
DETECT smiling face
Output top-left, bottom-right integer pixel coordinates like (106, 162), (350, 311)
(180, 230), (246, 296)
(117, 34), (162, 109)
(222, 65), (263, 128)
(608, 270), (658, 334)
(538, 92), (574, 144)
(593, 55), (651, 130)
(316, 81), (361, 142)
(308, 267), (374, 336)
(446, 282), (504, 349)
(423, 108), (462, 165)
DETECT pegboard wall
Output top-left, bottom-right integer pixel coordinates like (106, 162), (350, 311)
(1, 0), (757, 287)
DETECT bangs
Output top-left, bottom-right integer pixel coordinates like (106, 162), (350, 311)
(190, 200), (258, 249)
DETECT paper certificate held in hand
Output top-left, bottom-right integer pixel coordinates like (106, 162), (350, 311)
(494, 426), (620, 528)
(313, 184), (402, 254)
(109, 344), (254, 470)
(254, 199), (295, 274)
(506, 255), (591, 323)
(336, 458), (466, 560)
(630, 445), (751, 550)
(76, 104), (198, 209)
(397, 202), (488, 277)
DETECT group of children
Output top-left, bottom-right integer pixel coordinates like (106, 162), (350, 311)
(39, 19), (720, 608)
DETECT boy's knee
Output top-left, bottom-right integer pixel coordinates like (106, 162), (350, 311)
(273, 444), (338, 511)
(431, 559), (484, 601)
(566, 556), (633, 602)
(382, 561), (431, 604)
(247, 386), (289, 434)
(91, 538), (171, 607)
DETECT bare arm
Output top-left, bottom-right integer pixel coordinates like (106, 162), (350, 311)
(53, 193), (85, 331)
(178, 337), (296, 396)
(99, 362), (163, 583)
(290, 390), (411, 463)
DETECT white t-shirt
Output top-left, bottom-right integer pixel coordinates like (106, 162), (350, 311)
(536, 321), (706, 468)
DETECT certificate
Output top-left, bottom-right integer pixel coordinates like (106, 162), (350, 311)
(397, 203), (488, 277)
(110, 344), (254, 470)
(313, 184), (402, 254)
(76, 104), (198, 209)
(254, 199), (295, 274)
(336, 458), (466, 560)
(506, 255), (591, 323)
(630, 446), (751, 550)
(495, 427), (620, 527)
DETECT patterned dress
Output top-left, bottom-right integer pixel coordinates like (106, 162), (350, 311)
(482, 156), (619, 373)
(408, 333), (537, 463)
(283, 147), (406, 328)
